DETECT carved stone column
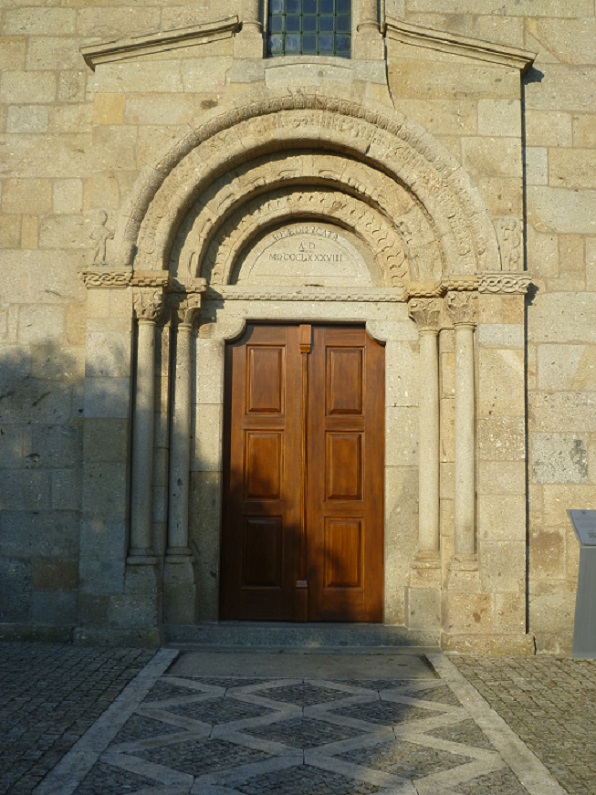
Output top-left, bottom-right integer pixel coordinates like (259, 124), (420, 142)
(234, 0), (263, 58)
(406, 297), (442, 635)
(129, 289), (164, 560)
(164, 291), (203, 624)
(446, 291), (478, 560)
(354, 0), (384, 60)
(408, 298), (441, 558)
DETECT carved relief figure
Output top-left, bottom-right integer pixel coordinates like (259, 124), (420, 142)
(496, 217), (522, 271)
(90, 209), (114, 266)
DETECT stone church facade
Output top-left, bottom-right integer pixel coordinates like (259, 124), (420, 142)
(1, 0), (594, 654)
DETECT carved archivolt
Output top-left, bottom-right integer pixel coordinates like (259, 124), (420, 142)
(203, 190), (410, 288)
(171, 151), (442, 286)
(112, 90), (501, 284)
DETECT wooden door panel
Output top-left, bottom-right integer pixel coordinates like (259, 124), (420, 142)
(307, 326), (384, 622)
(247, 346), (284, 413)
(220, 325), (301, 620)
(326, 433), (363, 501)
(324, 519), (362, 588)
(221, 323), (384, 622)
(242, 516), (283, 587)
(326, 347), (364, 415)
(245, 432), (282, 500)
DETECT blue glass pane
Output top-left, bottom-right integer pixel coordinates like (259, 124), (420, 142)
(302, 34), (317, 51)
(319, 15), (334, 31)
(286, 15), (300, 31)
(319, 33), (334, 51)
(337, 0), (350, 11)
(286, 0), (301, 13)
(285, 33), (300, 52)
(335, 34), (350, 52)
(303, 0), (317, 12)
(337, 15), (350, 32)
(303, 15), (317, 31)
(269, 34), (283, 53)
(270, 15), (284, 32)
(270, 0), (284, 13)
(319, 0), (334, 13)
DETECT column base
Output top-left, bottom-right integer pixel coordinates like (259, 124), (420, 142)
(446, 554), (481, 592)
(407, 551), (441, 631)
(127, 551), (158, 565)
(121, 558), (162, 634)
(163, 553), (198, 625)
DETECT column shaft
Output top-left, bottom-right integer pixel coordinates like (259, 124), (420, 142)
(130, 319), (157, 557)
(243, 0), (261, 31)
(168, 323), (193, 553)
(454, 323), (476, 556)
(418, 329), (440, 553)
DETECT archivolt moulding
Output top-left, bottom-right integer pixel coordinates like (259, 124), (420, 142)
(113, 90), (501, 282)
(171, 151), (442, 286)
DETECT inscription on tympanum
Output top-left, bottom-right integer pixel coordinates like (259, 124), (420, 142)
(233, 223), (373, 287)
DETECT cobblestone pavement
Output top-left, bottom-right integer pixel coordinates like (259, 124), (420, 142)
(0, 642), (154, 795)
(450, 656), (596, 795)
(2, 642), (594, 795)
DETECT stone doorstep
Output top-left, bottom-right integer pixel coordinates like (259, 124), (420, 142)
(164, 622), (442, 652)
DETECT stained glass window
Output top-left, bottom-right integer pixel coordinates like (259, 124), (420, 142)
(266, 0), (351, 58)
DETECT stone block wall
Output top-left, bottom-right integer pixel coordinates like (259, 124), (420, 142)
(390, 1), (596, 653)
(0, 0), (594, 652)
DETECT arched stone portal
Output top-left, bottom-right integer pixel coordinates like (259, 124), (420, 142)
(82, 89), (532, 650)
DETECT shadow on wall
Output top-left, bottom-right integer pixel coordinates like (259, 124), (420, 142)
(0, 341), (125, 635)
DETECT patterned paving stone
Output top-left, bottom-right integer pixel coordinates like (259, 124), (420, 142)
(73, 761), (159, 794)
(144, 679), (210, 702)
(416, 684), (461, 706)
(451, 655), (596, 795)
(162, 696), (275, 724)
(425, 718), (494, 750)
(237, 763), (383, 795)
(340, 679), (423, 690)
(10, 647), (580, 795)
(134, 736), (271, 776)
(331, 699), (444, 726)
(246, 716), (367, 748)
(337, 738), (473, 778)
(0, 642), (153, 795)
(181, 677), (268, 688)
(111, 713), (182, 744)
(256, 682), (355, 706)
(455, 766), (530, 794)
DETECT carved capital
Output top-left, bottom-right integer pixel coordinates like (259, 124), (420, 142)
(446, 291), (478, 326)
(171, 293), (202, 328)
(408, 298), (442, 332)
(133, 289), (165, 324)
(479, 273), (532, 294)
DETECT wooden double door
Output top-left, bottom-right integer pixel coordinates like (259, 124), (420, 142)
(220, 324), (384, 622)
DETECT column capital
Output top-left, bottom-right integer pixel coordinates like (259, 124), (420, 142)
(446, 291), (478, 327)
(170, 280), (206, 329)
(133, 288), (165, 324)
(407, 297), (442, 332)
(171, 293), (203, 329)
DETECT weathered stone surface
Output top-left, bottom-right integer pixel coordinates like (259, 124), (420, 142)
(532, 433), (588, 484)
(0, 0), (593, 654)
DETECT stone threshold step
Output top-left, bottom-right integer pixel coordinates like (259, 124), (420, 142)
(164, 623), (440, 650)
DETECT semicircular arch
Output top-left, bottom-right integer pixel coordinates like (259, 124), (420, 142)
(114, 90), (501, 281)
